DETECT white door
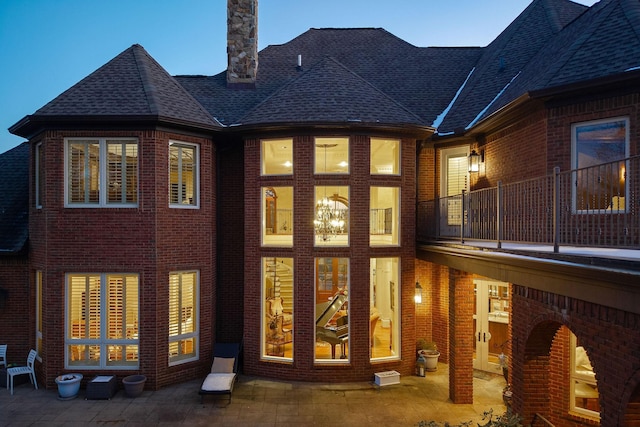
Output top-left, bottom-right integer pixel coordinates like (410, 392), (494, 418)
(439, 147), (468, 237)
(473, 279), (510, 374)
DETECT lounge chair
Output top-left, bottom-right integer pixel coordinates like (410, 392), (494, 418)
(199, 343), (240, 403)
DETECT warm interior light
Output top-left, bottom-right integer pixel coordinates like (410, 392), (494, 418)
(414, 282), (422, 304)
(468, 150), (480, 173)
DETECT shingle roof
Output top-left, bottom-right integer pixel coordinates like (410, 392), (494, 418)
(16, 44), (220, 135)
(240, 56), (425, 126)
(437, 0), (588, 132)
(175, 28), (482, 128)
(0, 143), (29, 254)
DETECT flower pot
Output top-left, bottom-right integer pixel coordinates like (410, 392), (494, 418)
(419, 350), (440, 371)
(55, 373), (83, 400)
(122, 374), (146, 398)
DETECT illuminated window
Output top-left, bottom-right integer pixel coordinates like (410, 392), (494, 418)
(315, 258), (349, 362)
(261, 139), (293, 175)
(169, 271), (199, 365)
(370, 258), (400, 360)
(262, 257), (294, 360)
(169, 141), (198, 207)
(370, 187), (400, 246)
(66, 138), (138, 207)
(66, 274), (139, 369)
(370, 138), (400, 175)
(262, 187), (293, 246)
(570, 332), (600, 420)
(315, 137), (349, 174)
(314, 186), (349, 246)
(572, 118), (628, 212)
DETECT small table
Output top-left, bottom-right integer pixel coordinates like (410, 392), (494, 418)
(86, 375), (117, 400)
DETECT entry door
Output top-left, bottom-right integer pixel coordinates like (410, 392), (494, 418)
(473, 279), (510, 373)
(439, 147), (468, 237)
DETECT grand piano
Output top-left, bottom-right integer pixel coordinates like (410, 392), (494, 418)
(316, 291), (348, 359)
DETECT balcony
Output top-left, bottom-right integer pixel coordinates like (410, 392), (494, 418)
(418, 155), (640, 261)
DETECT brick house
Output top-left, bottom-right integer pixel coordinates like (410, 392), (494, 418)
(2, 0), (640, 425)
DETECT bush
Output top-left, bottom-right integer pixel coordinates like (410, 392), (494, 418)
(417, 408), (522, 427)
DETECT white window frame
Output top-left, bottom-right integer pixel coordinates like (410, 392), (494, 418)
(261, 138), (293, 176)
(370, 138), (400, 175)
(571, 117), (629, 214)
(569, 333), (600, 421)
(65, 273), (140, 370)
(168, 271), (200, 366)
(169, 141), (200, 208)
(64, 138), (139, 208)
(35, 271), (43, 362)
(35, 142), (43, 209)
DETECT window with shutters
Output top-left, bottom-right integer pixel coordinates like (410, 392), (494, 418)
(66, 273), (139, 369)
(168, 271), (199, 365)
(169, 141), (199, 207)
(440, 147), (469, 226)
(65, 138), (138, 207)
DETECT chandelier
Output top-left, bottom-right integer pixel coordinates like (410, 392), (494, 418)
(314, 195), (345, 241)
(314, 143), (346, 241)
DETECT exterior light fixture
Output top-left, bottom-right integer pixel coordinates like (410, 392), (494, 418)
(468, 150), (480, 173)
(414, 282), (422, 304)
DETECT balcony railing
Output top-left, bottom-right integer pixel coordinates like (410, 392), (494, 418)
(417, 155), (639, 251)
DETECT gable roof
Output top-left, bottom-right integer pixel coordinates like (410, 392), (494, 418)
(0, 142), (29, 254)
(11, 44), (221, 138)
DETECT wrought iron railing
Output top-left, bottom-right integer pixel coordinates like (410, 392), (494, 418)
(417, 155), (639, 251)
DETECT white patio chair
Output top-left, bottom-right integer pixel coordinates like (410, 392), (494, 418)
(7, 349), (38, 395)
(0, 344), (6, 369)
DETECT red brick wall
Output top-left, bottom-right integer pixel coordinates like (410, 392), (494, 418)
(0, 256), (30, 362)
(448, 269), (473, 403)
(511, 285), (640, 427)
(30, 129), (215, 390)
(243, 133), (418, 381)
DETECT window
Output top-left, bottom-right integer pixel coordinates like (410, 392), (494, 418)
(315, 137), (349, 174)
(261, 139), (293, 175)
(169, 141), (198, 207)
(66, 273), (139, 369)
(36, 271), (43, 360)
(370, 138), (400, 175)
(572, 118), (629, 212)
(570, 332), (600, 420)
(370, 187), (400, 246)
(65, 138), (138, 207)
(314, 186), (349, 246)
(262, 257), (294, 360)
(262, 187), (293, 246)
(440, 147), (468, 230)
(315, 257), (349, 362)
(35, 143), (44, 208)
(370, 258), (400, 361)
(169, 271), (199, 365)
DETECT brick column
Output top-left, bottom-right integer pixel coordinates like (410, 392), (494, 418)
(449, 268), (474, 403)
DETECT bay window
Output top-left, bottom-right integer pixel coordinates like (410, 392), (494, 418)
(262, 257), (294, 360)
(370, 258), (400, 360)
(315, 257), (349, 362)
(169, 141), (199, 207)
(66, 273), (139, 369)
(169, 271), (199, 365)
(262, 186), (293, 246)
(66, 138), (138, 207)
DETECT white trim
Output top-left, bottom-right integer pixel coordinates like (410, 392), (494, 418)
(168, 140), (200, 209)
(168, 270), (200, 366)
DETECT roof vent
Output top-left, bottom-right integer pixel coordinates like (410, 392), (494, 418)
(297, 54), (302, 71)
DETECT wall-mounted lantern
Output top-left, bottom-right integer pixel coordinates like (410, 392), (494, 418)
(468, 150), (481, 173)
(414, 282), (423, 304)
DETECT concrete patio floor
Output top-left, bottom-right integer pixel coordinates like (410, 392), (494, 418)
(0, 364), (507, 426)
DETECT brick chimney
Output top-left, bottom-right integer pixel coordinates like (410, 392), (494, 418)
(227, 0), (258, 88)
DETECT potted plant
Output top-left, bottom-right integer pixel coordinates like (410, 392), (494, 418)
(55, 373), (83, 400)
(417, 339), (440, 371)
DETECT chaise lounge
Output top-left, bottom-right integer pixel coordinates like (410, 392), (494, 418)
(199, 342), (241, 403)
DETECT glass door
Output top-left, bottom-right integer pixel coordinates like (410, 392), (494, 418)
(474, 279), (510, 374)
